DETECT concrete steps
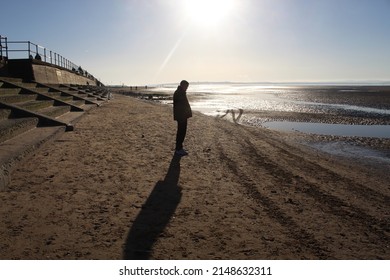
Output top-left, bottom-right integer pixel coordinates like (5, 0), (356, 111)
(0, 77), (110, 136)
(0, 76), (110, 190)
(46, 84), (107, 106)
(0, 105), (39, 143)
(0, 117), (39, 143)
(0, 90), (35, 103)
(1, 125), (65, 191)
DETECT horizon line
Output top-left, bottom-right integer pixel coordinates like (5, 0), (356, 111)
(109, 80), (390, 87)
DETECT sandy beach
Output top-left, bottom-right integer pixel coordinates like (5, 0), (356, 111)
(0, 93), (389, 260)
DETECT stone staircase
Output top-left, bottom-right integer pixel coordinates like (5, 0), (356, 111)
(0, 77), (109, 190)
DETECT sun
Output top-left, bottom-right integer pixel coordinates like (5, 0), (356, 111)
(184, 0), (236, 27)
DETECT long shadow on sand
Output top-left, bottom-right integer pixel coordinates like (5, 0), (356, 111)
(123, 155), (182, 259)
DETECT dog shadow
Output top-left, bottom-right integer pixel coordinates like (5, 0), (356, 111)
(123, 155), (182, 259)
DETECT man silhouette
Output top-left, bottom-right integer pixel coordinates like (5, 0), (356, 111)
(173, 80), (192, 156)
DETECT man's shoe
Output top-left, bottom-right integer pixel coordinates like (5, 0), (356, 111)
(175, 149), (188, 156)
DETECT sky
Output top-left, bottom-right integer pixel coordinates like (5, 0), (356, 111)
(1, 0), (389, 85)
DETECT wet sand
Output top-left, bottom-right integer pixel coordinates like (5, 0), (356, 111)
(0, 93), (389, 259)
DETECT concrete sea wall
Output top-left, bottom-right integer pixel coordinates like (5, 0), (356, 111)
(7, 59), (97, 85)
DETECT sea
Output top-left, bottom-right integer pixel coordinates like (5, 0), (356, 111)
(151, 82), (390, 161)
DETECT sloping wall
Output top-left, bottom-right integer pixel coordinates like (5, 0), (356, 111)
(7, 59), (97, 85)
(31, 64), (97, 85)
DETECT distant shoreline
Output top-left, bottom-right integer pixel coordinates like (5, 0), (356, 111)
(108, 81), (390, 88)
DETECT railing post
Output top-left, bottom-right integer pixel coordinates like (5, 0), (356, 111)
(0, 35), (3, 57)
(28, 41), (31, 58)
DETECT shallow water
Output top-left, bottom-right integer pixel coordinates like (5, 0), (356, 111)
(184, 84), (390, 116)
(288, 100), (390, 115)
(307, 142), (390, 164)
(185, 84), (390, 138)
(262, 121), (390, 138)
(155, 83), (390, 138)
(153, 83), (390, 161)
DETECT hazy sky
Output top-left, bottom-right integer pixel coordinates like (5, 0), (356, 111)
(1, 0), (389, 85)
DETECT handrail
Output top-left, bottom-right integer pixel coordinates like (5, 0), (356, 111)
(6, 40), (79, 71)
(0, 35), (97, 81)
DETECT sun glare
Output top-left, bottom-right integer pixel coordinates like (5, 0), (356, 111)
(184, 0), (236, 26)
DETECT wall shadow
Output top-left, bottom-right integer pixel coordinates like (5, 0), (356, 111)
(123, 155), (182, 259)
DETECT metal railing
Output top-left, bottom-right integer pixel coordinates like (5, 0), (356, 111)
(0, 35), (95, 80)
(0, 35), (8, 58)
(7, 40), (79, 71)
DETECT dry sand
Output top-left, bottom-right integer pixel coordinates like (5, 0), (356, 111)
(0, 93), (389, 259)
